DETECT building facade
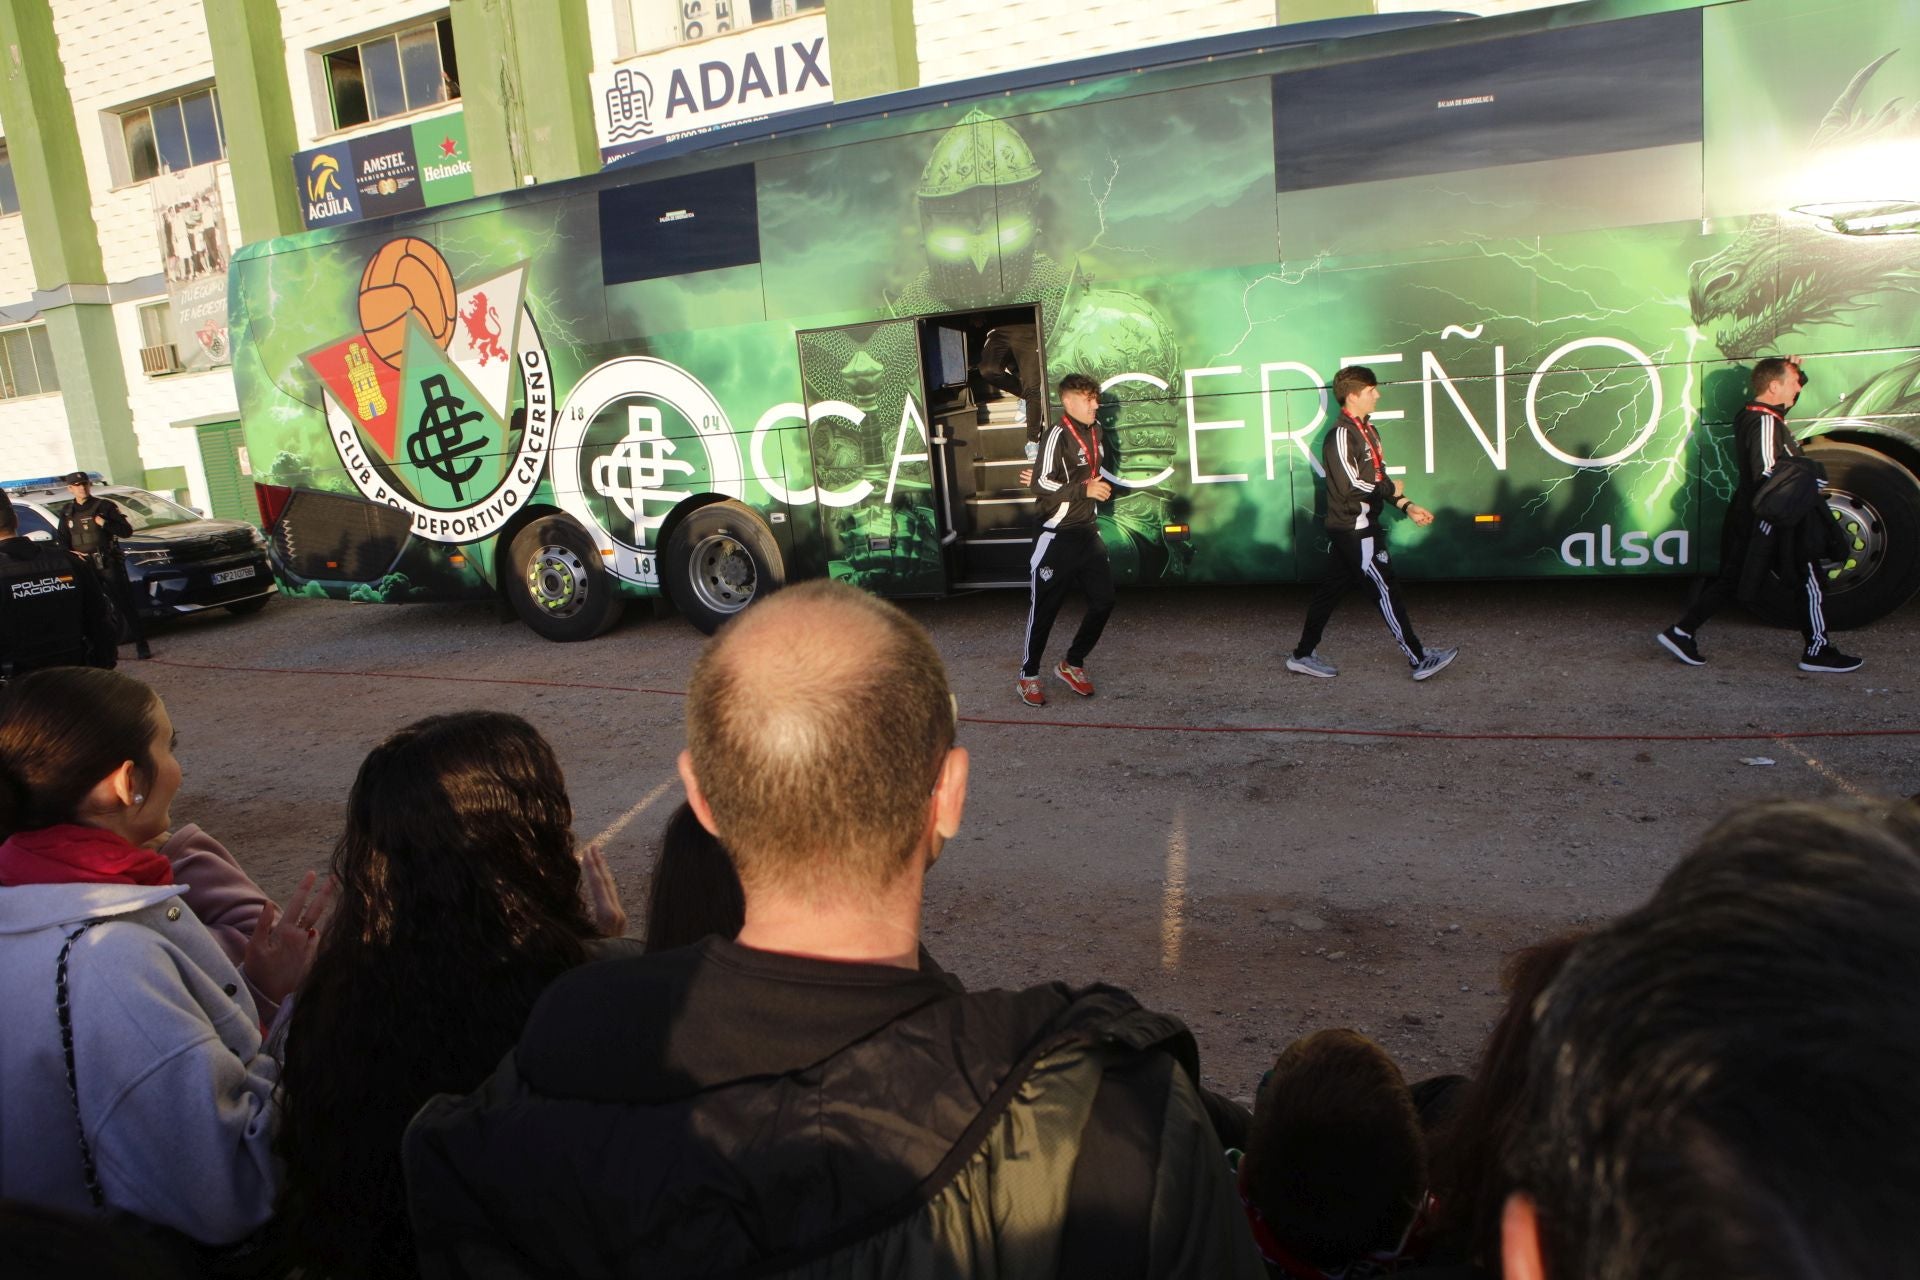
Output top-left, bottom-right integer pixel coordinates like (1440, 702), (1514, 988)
(0, 0), (1557, 517)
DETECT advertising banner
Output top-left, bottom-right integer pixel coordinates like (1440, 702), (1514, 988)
(593, 13), (833, 164)
(293, 111), (473, 230)
(294, 143), (363, 229)
(150, 165), (231, 368)
(352, 128), (424, 219)
(414, 113), (476, 207)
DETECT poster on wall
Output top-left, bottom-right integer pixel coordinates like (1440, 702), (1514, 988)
(593, 12), (833, 164)
(150, 165), (232, 368)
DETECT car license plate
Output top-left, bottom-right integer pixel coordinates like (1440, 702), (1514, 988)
(212, 566), (257, 585)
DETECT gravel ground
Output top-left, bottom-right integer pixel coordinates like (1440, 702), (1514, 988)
(132, 577), (1918, 1100)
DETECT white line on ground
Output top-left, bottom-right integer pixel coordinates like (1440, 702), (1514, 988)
(1162, 804), (1188, 972)
(1774, 736), (1868, 799)
(591, 779), (678, 850)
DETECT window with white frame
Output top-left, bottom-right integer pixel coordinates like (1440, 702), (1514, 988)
(119, 88), (226, 183)
(0, 324), (59, 399)
(0, 143), (18, 215)
(626, 0), (823, 56)
(325, 16), (460, 130)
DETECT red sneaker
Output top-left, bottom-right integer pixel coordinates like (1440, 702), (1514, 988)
(1055, 660), (1095, 697)
(1016, 676), (1046, 707)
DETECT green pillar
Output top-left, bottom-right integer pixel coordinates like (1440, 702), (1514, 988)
(0, 0), (140, 482)
(826, 0), (918, 102)
(202, 0), (302, 243)
(1275, 0), (1374, 23)
(448, 0), (599, 192)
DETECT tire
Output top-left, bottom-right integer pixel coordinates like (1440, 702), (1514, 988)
(224, 596), (270, 616)
(505, 516), (625, 642)
(1802, 443), (1920, 629)
(662, 501), (784, 635)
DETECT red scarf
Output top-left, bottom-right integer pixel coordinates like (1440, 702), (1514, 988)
(0, 824), (173, 887)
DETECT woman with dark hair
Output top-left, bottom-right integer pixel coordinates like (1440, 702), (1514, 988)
(276, 710), (637, 1279)
(643, 800), (745, 953)
(1415, 933), (1586, 1279)
(0, 668), (322, 1246)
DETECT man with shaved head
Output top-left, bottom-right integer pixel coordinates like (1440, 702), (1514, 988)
(406, 581), (1263, 1278)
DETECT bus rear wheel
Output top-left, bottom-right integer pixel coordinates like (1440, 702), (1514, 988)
(1804, 443), (1920, 630)
(507, 516), (624, 642)
(663, 501), (784, 635)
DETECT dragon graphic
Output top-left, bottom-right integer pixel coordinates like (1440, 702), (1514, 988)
(1689, 52), (1920, 362)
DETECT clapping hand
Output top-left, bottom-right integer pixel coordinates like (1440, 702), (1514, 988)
(242, 871), (335, 1004)
(579, 843), (629, 938)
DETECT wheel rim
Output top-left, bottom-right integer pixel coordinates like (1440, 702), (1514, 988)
(526, 543), (591, 619)
(688, 532), (757, 615)
(1819, 491), (1885, 594)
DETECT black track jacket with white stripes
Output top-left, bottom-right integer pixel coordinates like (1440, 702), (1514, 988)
(1322, 412), (1395, 532)
(1734, 401), (1804, 490)
(1032, 413), (1104, 531)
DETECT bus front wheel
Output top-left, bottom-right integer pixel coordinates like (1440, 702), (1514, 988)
(506, 517), (624, 642)
(663, 501), (784, 635)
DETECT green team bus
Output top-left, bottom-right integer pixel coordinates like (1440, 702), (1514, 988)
(231, 0), (1920, 640)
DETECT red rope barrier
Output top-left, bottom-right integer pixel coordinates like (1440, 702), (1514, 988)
(148, 658), (1920, 745)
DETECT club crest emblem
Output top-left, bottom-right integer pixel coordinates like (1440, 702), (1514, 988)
(305, 237), (550, 542)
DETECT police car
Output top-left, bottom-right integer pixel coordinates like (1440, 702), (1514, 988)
(4, 474), (276, 620)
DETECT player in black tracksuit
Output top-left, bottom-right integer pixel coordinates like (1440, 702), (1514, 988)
(1017, 374), (1114, 706)
(0, 491), (118, 676)
(1287, 366), (1457, 682)
(1658, 356), (1860, 672)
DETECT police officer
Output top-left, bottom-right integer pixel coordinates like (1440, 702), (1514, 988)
(56, 470), (149, 659)
(0, 490), (118, 677)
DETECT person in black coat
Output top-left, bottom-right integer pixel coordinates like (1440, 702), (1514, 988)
(1657, 357), (1861, 672)
(55, 472), (147, 659)
(0, 491), (117, 676)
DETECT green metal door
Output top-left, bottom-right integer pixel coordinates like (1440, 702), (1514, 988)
(194, 420), (257, 524)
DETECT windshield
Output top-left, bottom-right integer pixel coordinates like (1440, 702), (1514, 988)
(47, 489), (203, 532)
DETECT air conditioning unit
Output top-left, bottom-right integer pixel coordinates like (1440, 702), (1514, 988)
(140, 343), (181, 375)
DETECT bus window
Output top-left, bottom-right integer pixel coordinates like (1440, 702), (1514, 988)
(1274, 9), (1705, 258)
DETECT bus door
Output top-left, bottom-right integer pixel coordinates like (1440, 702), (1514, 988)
(918, 305), (1046, 588)
(794, 320), (945, 596)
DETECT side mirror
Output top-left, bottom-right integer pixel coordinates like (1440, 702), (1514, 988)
(26, 530), (53, 542)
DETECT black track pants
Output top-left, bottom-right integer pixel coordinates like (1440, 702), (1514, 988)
(1022, 526), (1114, 678)
(1294, 530), (1422, 664)
(1676, 555), (1828, 650)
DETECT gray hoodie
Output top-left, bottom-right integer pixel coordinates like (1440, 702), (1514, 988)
(0, 881), (281, 1243)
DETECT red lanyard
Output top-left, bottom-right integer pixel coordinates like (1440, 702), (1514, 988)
(1345, 412), (1386, 481)
(1061, 416), (1101, 478)
(1746, 402), (1784, 421)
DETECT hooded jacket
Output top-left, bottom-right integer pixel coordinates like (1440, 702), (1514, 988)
(404, 938), (1264, 1279)
(0, 879), (280, 1243)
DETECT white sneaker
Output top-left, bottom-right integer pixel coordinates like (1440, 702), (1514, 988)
(1411, 647), (1458, 681)
(1286, 652), (1338, 678)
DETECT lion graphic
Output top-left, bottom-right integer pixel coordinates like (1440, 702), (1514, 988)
(460, 292), (509, 367)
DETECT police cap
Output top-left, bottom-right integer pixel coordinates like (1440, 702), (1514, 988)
(61, 471), (90, 485)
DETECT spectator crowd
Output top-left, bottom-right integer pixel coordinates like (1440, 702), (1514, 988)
(1, 579), (1915, 1279)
